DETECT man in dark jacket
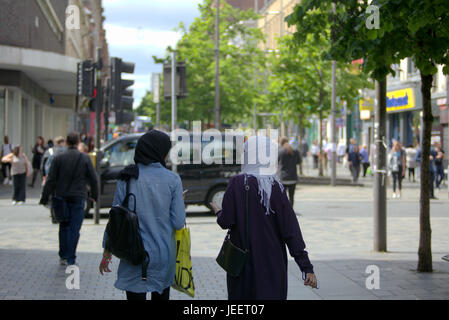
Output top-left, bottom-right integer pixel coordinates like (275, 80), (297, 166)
(40, 132), (98, 266)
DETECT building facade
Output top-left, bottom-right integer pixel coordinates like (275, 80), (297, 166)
(0, 0), (108, 158)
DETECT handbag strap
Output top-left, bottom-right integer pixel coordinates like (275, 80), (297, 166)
(123, 179), (137, 213)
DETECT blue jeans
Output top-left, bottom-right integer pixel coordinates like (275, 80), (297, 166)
(59, 199), (85, 265)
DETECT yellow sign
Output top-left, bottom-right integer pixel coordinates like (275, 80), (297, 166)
(387, 88), (415, 112)
(359, 98), (373, 111)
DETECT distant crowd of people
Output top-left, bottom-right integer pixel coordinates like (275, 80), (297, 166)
(0, 133), (97, 205)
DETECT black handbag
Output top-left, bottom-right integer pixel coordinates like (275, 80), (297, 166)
(216, 174), (250, 278)
(51, 153), (82, 223)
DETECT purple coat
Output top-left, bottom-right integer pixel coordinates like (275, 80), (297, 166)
(217, 174), (314, 300)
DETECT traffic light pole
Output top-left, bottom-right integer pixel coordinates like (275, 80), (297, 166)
(171, 51), (177, 174)
(94, 48), (102, 225)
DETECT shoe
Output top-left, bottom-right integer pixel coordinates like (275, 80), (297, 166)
(430, 196), (438, 200)
(3, 178), (7, 185)
(398, 192), (402, 199)
(8, 180), (12, 186)
(60, 258), (68, 266)
(28, 184), (34, 188)
(16, 201), (24, 205)
(11, 201), (17, 206)
(442, 255), (449, 262)
(392, 192), (397, 199)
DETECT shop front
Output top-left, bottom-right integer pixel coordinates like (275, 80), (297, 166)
(386, 87), (421, 148)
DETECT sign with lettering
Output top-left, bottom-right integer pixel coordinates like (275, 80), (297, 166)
(386, 88), (415, 113)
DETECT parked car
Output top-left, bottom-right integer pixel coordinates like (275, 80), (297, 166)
(82, 132), (244, 216)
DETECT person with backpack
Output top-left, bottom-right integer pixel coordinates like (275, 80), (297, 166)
(99, 130), (186, 301)
(39, 132), (98, 266)
(210, 135), (317, 300)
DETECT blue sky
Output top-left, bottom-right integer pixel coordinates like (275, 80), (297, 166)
(103, 0), (202, 108)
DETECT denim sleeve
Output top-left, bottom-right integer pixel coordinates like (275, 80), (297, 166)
(102, 180), (126, 249)
(170, 174), (186, 230)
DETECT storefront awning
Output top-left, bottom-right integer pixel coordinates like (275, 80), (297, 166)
(0, 45), (80, 95)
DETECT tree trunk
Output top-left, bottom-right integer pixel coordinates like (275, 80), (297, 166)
(319, 110), (324, 177)
(298, 114), (304, 176)
(417, 73), (433, 273)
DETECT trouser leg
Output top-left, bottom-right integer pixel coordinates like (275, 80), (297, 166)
(151, 287), (170, 300)
(66, 200), (85, 265)
(126, 291), (147, 300)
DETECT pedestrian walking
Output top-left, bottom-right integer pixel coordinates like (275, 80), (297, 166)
(278, 137), (301, 208)
(347, 145), (362, 184)
(210, 136), (317, 300)
(310, 140), (319, 170)
(39, 132), (98, 266)
(99, 130), (186, 301)
(41, 136), (66, 184)
(1, 145), (31, 205)
(388, 141), (406, 199)
(1, 136), (13, 185)
(360, 145), (370, 178)
(337, 140), (346, 164)
(435, 144), (445, 190)
(405, 144), (418, 182)
(429, 144), (438, 199)
(29, 136), (46, 188)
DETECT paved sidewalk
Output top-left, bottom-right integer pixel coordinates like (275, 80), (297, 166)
(1, 179), (448, 300)
(1, 248), (448, 300)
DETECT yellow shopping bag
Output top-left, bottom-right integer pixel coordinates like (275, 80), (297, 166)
(172, 227), (195, 298)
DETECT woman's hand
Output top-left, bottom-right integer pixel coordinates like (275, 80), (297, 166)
(304, 273), (318, 289)
(209, 202), (220, 215)
(99, 252), (112, 275)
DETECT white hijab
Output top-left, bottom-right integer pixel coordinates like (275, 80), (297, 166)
(241, 135), (283, 215)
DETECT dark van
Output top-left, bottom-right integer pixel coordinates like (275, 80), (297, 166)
(83, 132), (244, 216)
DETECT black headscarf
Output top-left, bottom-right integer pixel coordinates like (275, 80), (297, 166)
(119, 130), (172, 181)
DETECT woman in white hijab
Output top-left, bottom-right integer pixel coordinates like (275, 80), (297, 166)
(211, 135), (317, 300)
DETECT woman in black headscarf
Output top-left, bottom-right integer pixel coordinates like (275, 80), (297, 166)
(100, 130), (186, 300)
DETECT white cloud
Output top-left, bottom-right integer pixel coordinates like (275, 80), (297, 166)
(104, 23), (181, 50)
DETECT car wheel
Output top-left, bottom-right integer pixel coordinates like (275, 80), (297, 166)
(206, 185), (226, 213)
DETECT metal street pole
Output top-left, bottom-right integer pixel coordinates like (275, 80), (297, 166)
(373, 78), (387, 252)
(171, 52), (177, 133)
(94, 47), (102, 225)
(330, 2), (337, 186)
(214, 0), (221, 130)
(171, 51), (177, 174)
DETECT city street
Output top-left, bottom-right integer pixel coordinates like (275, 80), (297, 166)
(1, 175), (448, 300)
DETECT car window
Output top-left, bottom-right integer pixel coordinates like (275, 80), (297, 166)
(104, 140), (137, 167)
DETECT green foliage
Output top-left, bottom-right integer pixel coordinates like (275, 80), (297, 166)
(155, 0), (266, 127)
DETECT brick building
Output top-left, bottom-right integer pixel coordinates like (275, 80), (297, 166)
(0, 0), (109, 156)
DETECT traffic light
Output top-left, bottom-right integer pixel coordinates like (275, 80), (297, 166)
(110, 57), (135, 112)
(163, 61), (187, 100)
(76, 60), (95, 97)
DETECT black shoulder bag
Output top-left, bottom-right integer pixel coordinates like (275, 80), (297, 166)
(216, 174), (250, 278)
(51, 153), (83, 223)
(105, 179), (150, 281)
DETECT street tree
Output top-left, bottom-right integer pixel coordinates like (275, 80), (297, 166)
(287, 0), (449, 272)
